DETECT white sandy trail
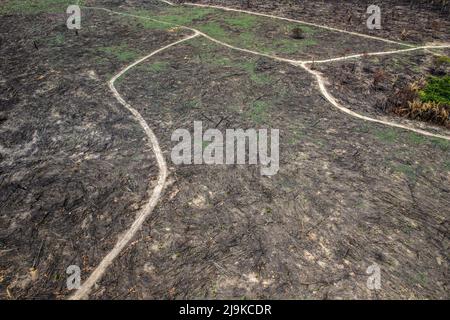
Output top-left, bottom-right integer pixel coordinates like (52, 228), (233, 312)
(159, 0), (174, 5)
(300, 63), (450, 141)
(69, 31), (200, 300)
(304, 44), (450, 64)
(197, 32), (300, 64)
(178, 2), (450, 140)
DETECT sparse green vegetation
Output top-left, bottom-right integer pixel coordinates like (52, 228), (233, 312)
(375, 128), (398, 143)
(414, 272), (428, 286)
(128, 5), (322, 59)
(240, 61), (272, 84)
(135, 18), (170, 30)
(430, 137), (450, 151)
(98, 44), (140, 62)
(276, 38), (318, 54)
(407, 132), (427, 145)
(353, 124), (371, 134)
(131, 6), (215, 27)
(194, 42), (273, 85)
(418, 76), (450, 105)
(404, 132), (449, 151)
(179, 99), (200, 111)
(387, 78), (449, 128)
(161, 6), (216, 25)
(196, 22), (228, 39)
(43, 32), (67, 48)
(444, 161), (450, 171)
(287, 25), (315, 35)
(435, 55), (450, 65)
(145, 61), (170, 73)
(50, 33), (65, 46)
(248, 100), (270, 123)
(288, 129), (306, 145)
(223, 14), (258, 29)
(392, 163), (416, 180)
(2, 0), (450, 301)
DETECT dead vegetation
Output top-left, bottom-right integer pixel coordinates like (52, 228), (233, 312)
(381, 78), (450, 128)
(372, 69), (388, 89)
(1, 0), (449, 300)
(383, 55), (450, 127)
(407, 0), (450, 13)
(290, 27), (304, 39)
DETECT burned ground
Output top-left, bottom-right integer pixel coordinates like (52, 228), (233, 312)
(93, 38), (449, 299)
(190, 0), (450, 44)
(0, 7), (189, 299)
(0, 0), (449, 300)
(84, 0), (409, 61)
(315, 52), (450, 135)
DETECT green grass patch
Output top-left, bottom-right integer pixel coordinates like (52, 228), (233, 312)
(47, 33), (65, 46)
(160, 6), (215, 25)
(97, 44), (140, 62)
(238, 61), (272, 84)
(0, 0), (84, 14)
(276, 38), (318, 54)
(248, 100), (270, 123)
(288, 129), (306, 145)
(223, 14), (258, 29)
(375, 128), (398, 143)
(197, 46), (273, 85)
(207, 56), (232, 66)
(129, 5), (323, 58)
(407, 132), (427, 145)
(196, 22), (228, 39)
(418, 76), (450, 105)
(135, 61), (169, 73)
(202, 140), (212, 151)
(436, 55), (450, 65)
(250, 72), (272, 85)
(430, 137), (450, 151)
(407, 132), (449, 152)
(53, 33), (65, 46)
(145, 61), (170, 73)
(137, 18), (170, 30)
(236, 32), (270, 54)
(131, 6), (215, 27)
(286, 24), (315, 35)
(413, 272), (428, 286)
(353, 124), (371, 134)
(179, 99), (200, 111)
(444, 161), (450, 171)
(392, 163), (416, 180)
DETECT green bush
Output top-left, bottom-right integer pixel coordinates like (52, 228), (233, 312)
(418, 76), (450, 105)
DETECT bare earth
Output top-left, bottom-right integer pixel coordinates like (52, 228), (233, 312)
(0, 0), (448, 299)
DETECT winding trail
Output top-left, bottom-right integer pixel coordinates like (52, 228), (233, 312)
(302, 45), (450, 64)
(71, 0), (450, 299)
(69, 31), (200, 300)
(299, 63), (450, 140)
(86, 3), (450, 141)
